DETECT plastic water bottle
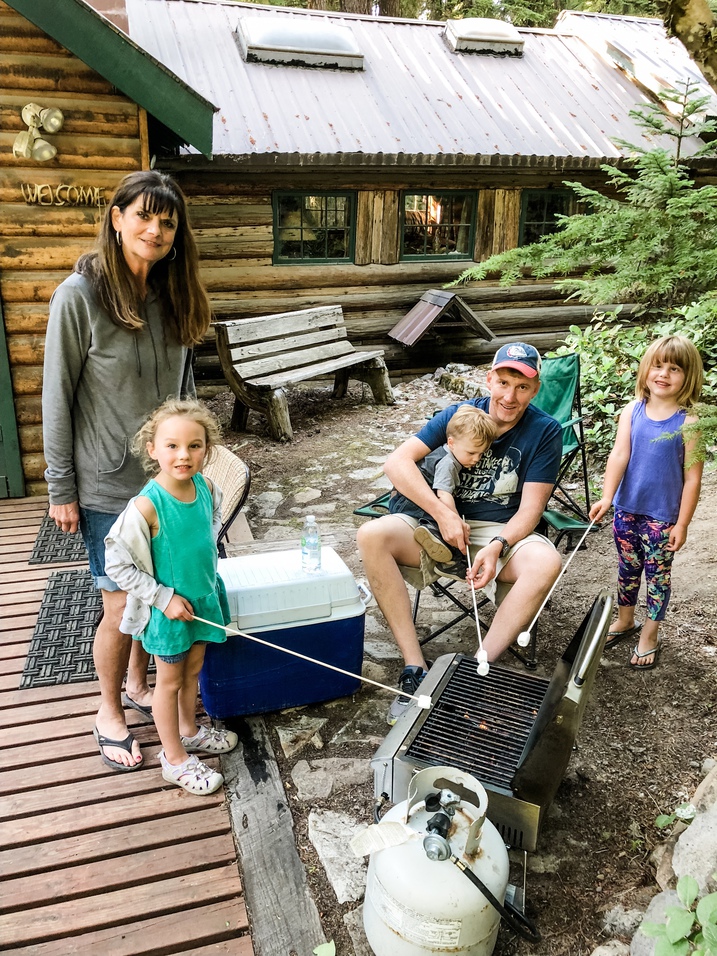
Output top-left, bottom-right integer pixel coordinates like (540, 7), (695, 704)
(301, 515), (321, 573)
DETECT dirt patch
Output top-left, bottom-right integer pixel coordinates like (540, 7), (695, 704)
(206, 375), (717, 956)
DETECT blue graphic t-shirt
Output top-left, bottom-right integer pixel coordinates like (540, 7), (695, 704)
(413, 397), (562, 522)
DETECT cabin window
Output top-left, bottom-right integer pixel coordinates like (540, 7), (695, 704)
(519, 189), (574, 245)
(401, 192), (476, 260)
(274, 192), (355, 263)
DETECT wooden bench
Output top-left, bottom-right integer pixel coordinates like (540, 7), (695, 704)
(214, 305), (395, 441)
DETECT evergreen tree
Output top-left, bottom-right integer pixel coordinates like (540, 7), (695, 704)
(452, 83), (717, 313)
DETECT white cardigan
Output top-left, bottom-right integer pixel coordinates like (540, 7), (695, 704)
(104, 482), (223, 636)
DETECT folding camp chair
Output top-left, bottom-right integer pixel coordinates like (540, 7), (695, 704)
(531, 352), (597, 550)
(204, 444), (252, 558)
(353, 493), (537, 668)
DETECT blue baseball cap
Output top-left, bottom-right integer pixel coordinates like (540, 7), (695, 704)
(492, 342), (541, 378)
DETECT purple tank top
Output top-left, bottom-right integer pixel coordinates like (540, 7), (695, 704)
(614, 401), (686, 523)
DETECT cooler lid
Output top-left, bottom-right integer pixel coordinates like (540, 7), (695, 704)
(218, 546), (361, 630)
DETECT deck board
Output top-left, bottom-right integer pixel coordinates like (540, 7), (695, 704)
(0, 497), (254, 954)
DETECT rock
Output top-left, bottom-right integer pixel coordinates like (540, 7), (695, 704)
(672, 804), (717, 892)
(630, 890), (679, 956)
(275, 717), (328, 759)
(590, 942), (630, 956)
(361, 660), (387, 684)
(526, 853), (561, 874)
(253, 490), (284, 517)
(602, 906), (644, 936)
(343, 905), (373, 956)
(331, 697), (387, 746)
(693, 761), (717, 810)
(349, 467), (384, 481)
(363, 639), (402, 661)
(292, 757), (371, 800)
(702, 757), (717, 777)
(308, 810), (367, 903)
(294, 489), (322, 503)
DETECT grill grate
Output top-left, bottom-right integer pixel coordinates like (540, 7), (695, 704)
(406, 657), (550, 790)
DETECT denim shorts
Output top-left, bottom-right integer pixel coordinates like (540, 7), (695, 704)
(79, 508), (122, 591)
(155, 642), (208, 665)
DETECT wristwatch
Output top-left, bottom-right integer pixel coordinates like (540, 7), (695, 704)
(490, 536), (510, 558)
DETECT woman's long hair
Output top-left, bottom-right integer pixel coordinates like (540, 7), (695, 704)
(75, 171), (211, 346)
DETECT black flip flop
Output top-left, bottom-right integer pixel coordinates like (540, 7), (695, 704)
(122, 693), (153, 720)
(93, 726), (142, 772)
(604, 622), (641, 650)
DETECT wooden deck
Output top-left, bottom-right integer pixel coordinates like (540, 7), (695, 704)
(0, 497), (254, 955)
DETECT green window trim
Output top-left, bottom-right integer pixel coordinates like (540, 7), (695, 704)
(400, 191), (476, 261)
(273, 191), (356, 264)
(519, 188), (575, 246)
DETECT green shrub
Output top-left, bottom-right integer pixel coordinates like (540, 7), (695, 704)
(640, 875), (717, 955)
(555, 308), (717, 463)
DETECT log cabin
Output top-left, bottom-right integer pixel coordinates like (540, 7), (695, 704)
(1, 0), (716, 495)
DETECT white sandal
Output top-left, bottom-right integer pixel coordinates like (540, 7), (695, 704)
(180, 724), (238, 755)
(160, 751), (224, 795)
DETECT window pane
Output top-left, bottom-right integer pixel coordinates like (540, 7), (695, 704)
(275, 192), (353, 262)
(402, 192), (475, 259)
(520, 190), (572, 245)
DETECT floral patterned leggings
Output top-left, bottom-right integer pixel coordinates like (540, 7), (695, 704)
(613, 508), (674, 622)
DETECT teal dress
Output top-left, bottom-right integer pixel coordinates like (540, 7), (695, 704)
(138, 474), (230, 657)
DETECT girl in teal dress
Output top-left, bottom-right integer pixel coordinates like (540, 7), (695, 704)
(105, 398), (237, 795)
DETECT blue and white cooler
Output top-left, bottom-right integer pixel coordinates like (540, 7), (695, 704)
(199, 546), (368, 718)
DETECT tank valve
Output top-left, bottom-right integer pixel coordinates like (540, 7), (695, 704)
(423, 811), (452, 861)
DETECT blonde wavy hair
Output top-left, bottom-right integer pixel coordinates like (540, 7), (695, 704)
(132, 398), (222, 476)
(635, 335), (704, 408)
(446, 404), (498, 447)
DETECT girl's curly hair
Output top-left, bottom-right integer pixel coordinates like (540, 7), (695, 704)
(132, 398), (222, 476)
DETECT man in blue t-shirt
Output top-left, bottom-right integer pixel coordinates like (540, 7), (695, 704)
(357, 342), (564, 725)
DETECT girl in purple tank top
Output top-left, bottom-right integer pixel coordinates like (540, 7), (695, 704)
(589, 336), (704, 670)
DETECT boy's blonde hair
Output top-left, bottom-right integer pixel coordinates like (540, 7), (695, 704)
(635, 335), (704, 408)
(446, 404), (498, 447)
(132, 398), (222, 476)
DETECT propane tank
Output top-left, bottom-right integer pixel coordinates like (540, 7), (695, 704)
(363, 766), (509, 956)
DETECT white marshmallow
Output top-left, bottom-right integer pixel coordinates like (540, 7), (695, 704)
(417, 695), (432, 710)
(517, 631), (532, 648)
(477, 662), (490, 676)
(477, 648), (488, 663)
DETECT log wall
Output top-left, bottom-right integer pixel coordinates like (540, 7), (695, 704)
(0, 1), (625, 497)
(0, 0), (141, 494)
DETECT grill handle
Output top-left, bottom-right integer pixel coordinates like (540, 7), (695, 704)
(451, 854), (541, 943)
(573, 595), (613, 687)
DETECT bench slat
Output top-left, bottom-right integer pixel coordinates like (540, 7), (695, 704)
(257, 350), (388, 390)
(241, 342), (359, 383)
(217, 306), (345, 347)
(227, 326), (347, 366)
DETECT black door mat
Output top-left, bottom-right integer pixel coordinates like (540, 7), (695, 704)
(21, 569), (102, 688)
(28, 512), (88, 565)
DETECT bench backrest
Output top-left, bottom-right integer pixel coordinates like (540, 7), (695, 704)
(215, 304), (365, 385)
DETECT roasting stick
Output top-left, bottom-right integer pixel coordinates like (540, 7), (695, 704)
(464, 538), (490, 677)
(192, 615), (432, 709)
(515, 517), (598, 648)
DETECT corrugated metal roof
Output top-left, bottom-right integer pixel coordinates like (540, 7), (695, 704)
(555, 11), (717, 115)
(124, 0), (713, 163)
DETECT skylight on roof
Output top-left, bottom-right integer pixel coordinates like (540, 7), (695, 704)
(444, 18), (524, 57)
(236, 17), (364, 70)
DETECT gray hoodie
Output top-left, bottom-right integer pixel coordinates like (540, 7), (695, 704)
(42, 271), (194, 513)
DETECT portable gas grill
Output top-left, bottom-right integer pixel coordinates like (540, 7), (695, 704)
(372, 592), (612, 852)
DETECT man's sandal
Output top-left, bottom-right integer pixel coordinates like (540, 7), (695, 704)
(629, 637), (662, 671)
(93, 726), (142, 773)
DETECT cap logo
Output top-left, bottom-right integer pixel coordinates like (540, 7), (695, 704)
(506, 345), (530, 358)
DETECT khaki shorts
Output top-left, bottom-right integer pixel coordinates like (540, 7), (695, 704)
(395, 515), (555, 604)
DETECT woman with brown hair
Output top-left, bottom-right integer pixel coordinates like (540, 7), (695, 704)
(42, 170), (212, 771)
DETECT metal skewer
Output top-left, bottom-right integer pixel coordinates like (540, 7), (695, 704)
(192, 615), (432, 710)
(516, 517), (598, 648)
(464, 537), (490, 676)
